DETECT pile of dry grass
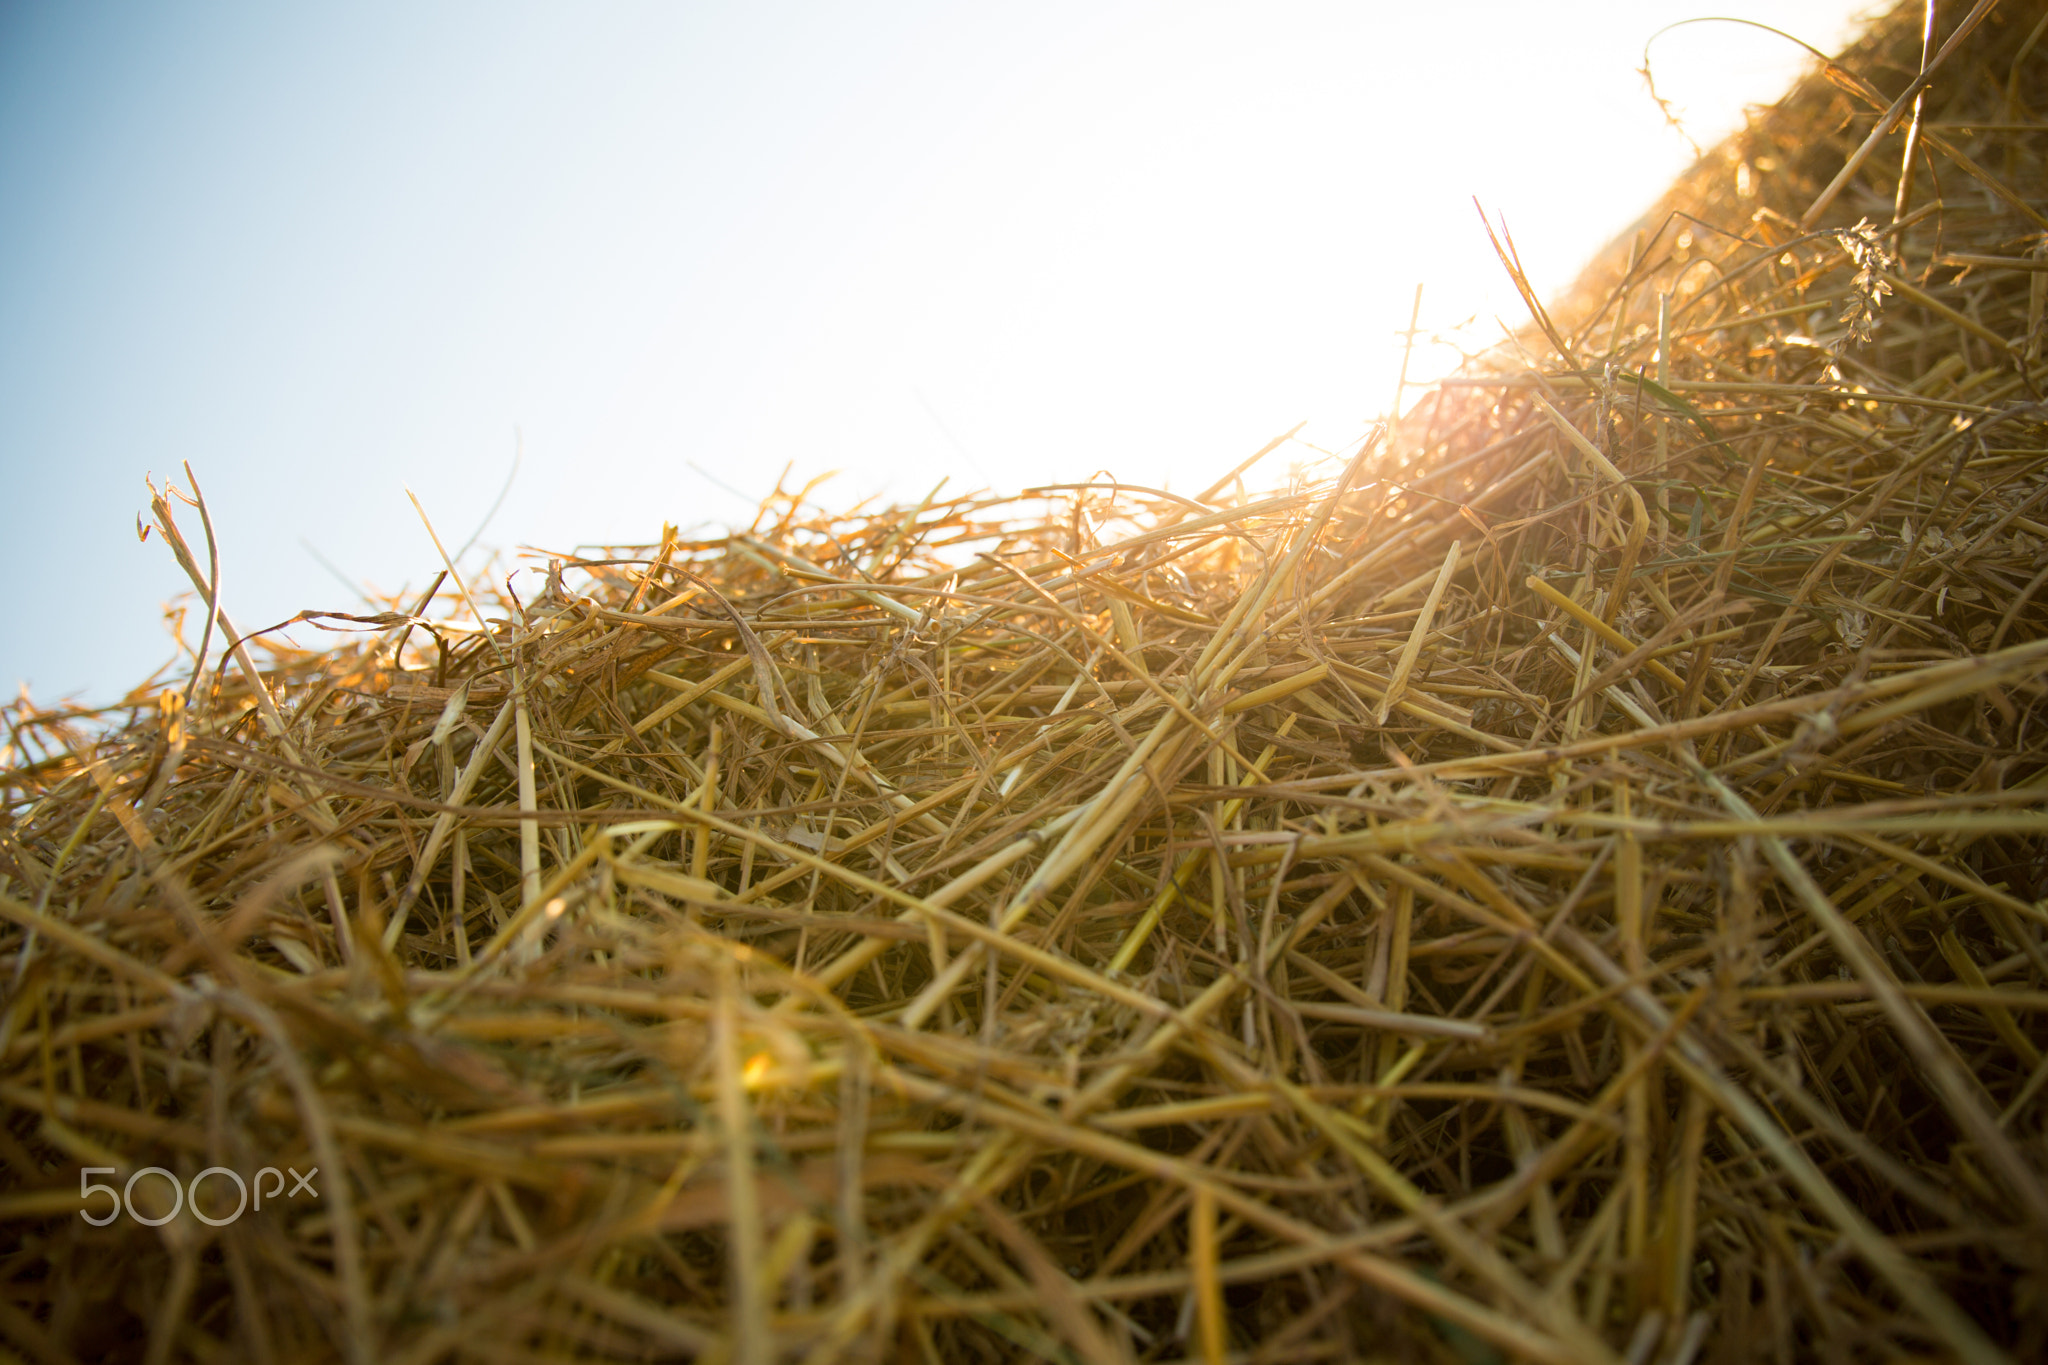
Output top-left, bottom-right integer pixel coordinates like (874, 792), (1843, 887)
(7, 3), (2048, 1361)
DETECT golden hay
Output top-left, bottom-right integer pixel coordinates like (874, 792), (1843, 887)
(7, 3), (2048, 1361)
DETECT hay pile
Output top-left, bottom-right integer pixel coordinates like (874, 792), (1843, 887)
(6, 3), (2048, 1361)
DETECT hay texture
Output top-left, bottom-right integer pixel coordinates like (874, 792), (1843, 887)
(8, 3), (2048, 1361)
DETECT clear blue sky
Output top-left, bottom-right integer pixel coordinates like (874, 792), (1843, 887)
(0, 0), (1873, 703)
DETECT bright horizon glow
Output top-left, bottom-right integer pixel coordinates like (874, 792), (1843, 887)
(0, 0), (1879, 702)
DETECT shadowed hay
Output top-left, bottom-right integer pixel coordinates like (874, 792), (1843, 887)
(7, 3), (2048, 1361)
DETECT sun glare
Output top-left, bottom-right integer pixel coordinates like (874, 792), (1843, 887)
(0, 1), (1873, 700)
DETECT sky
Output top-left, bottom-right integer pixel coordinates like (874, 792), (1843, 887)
(0, 0), (1880, 704)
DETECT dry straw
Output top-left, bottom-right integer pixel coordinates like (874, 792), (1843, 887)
(8, 2), (2048, 1361)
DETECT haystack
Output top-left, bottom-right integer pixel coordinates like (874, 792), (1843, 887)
(6, 3), (2048, 1361)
